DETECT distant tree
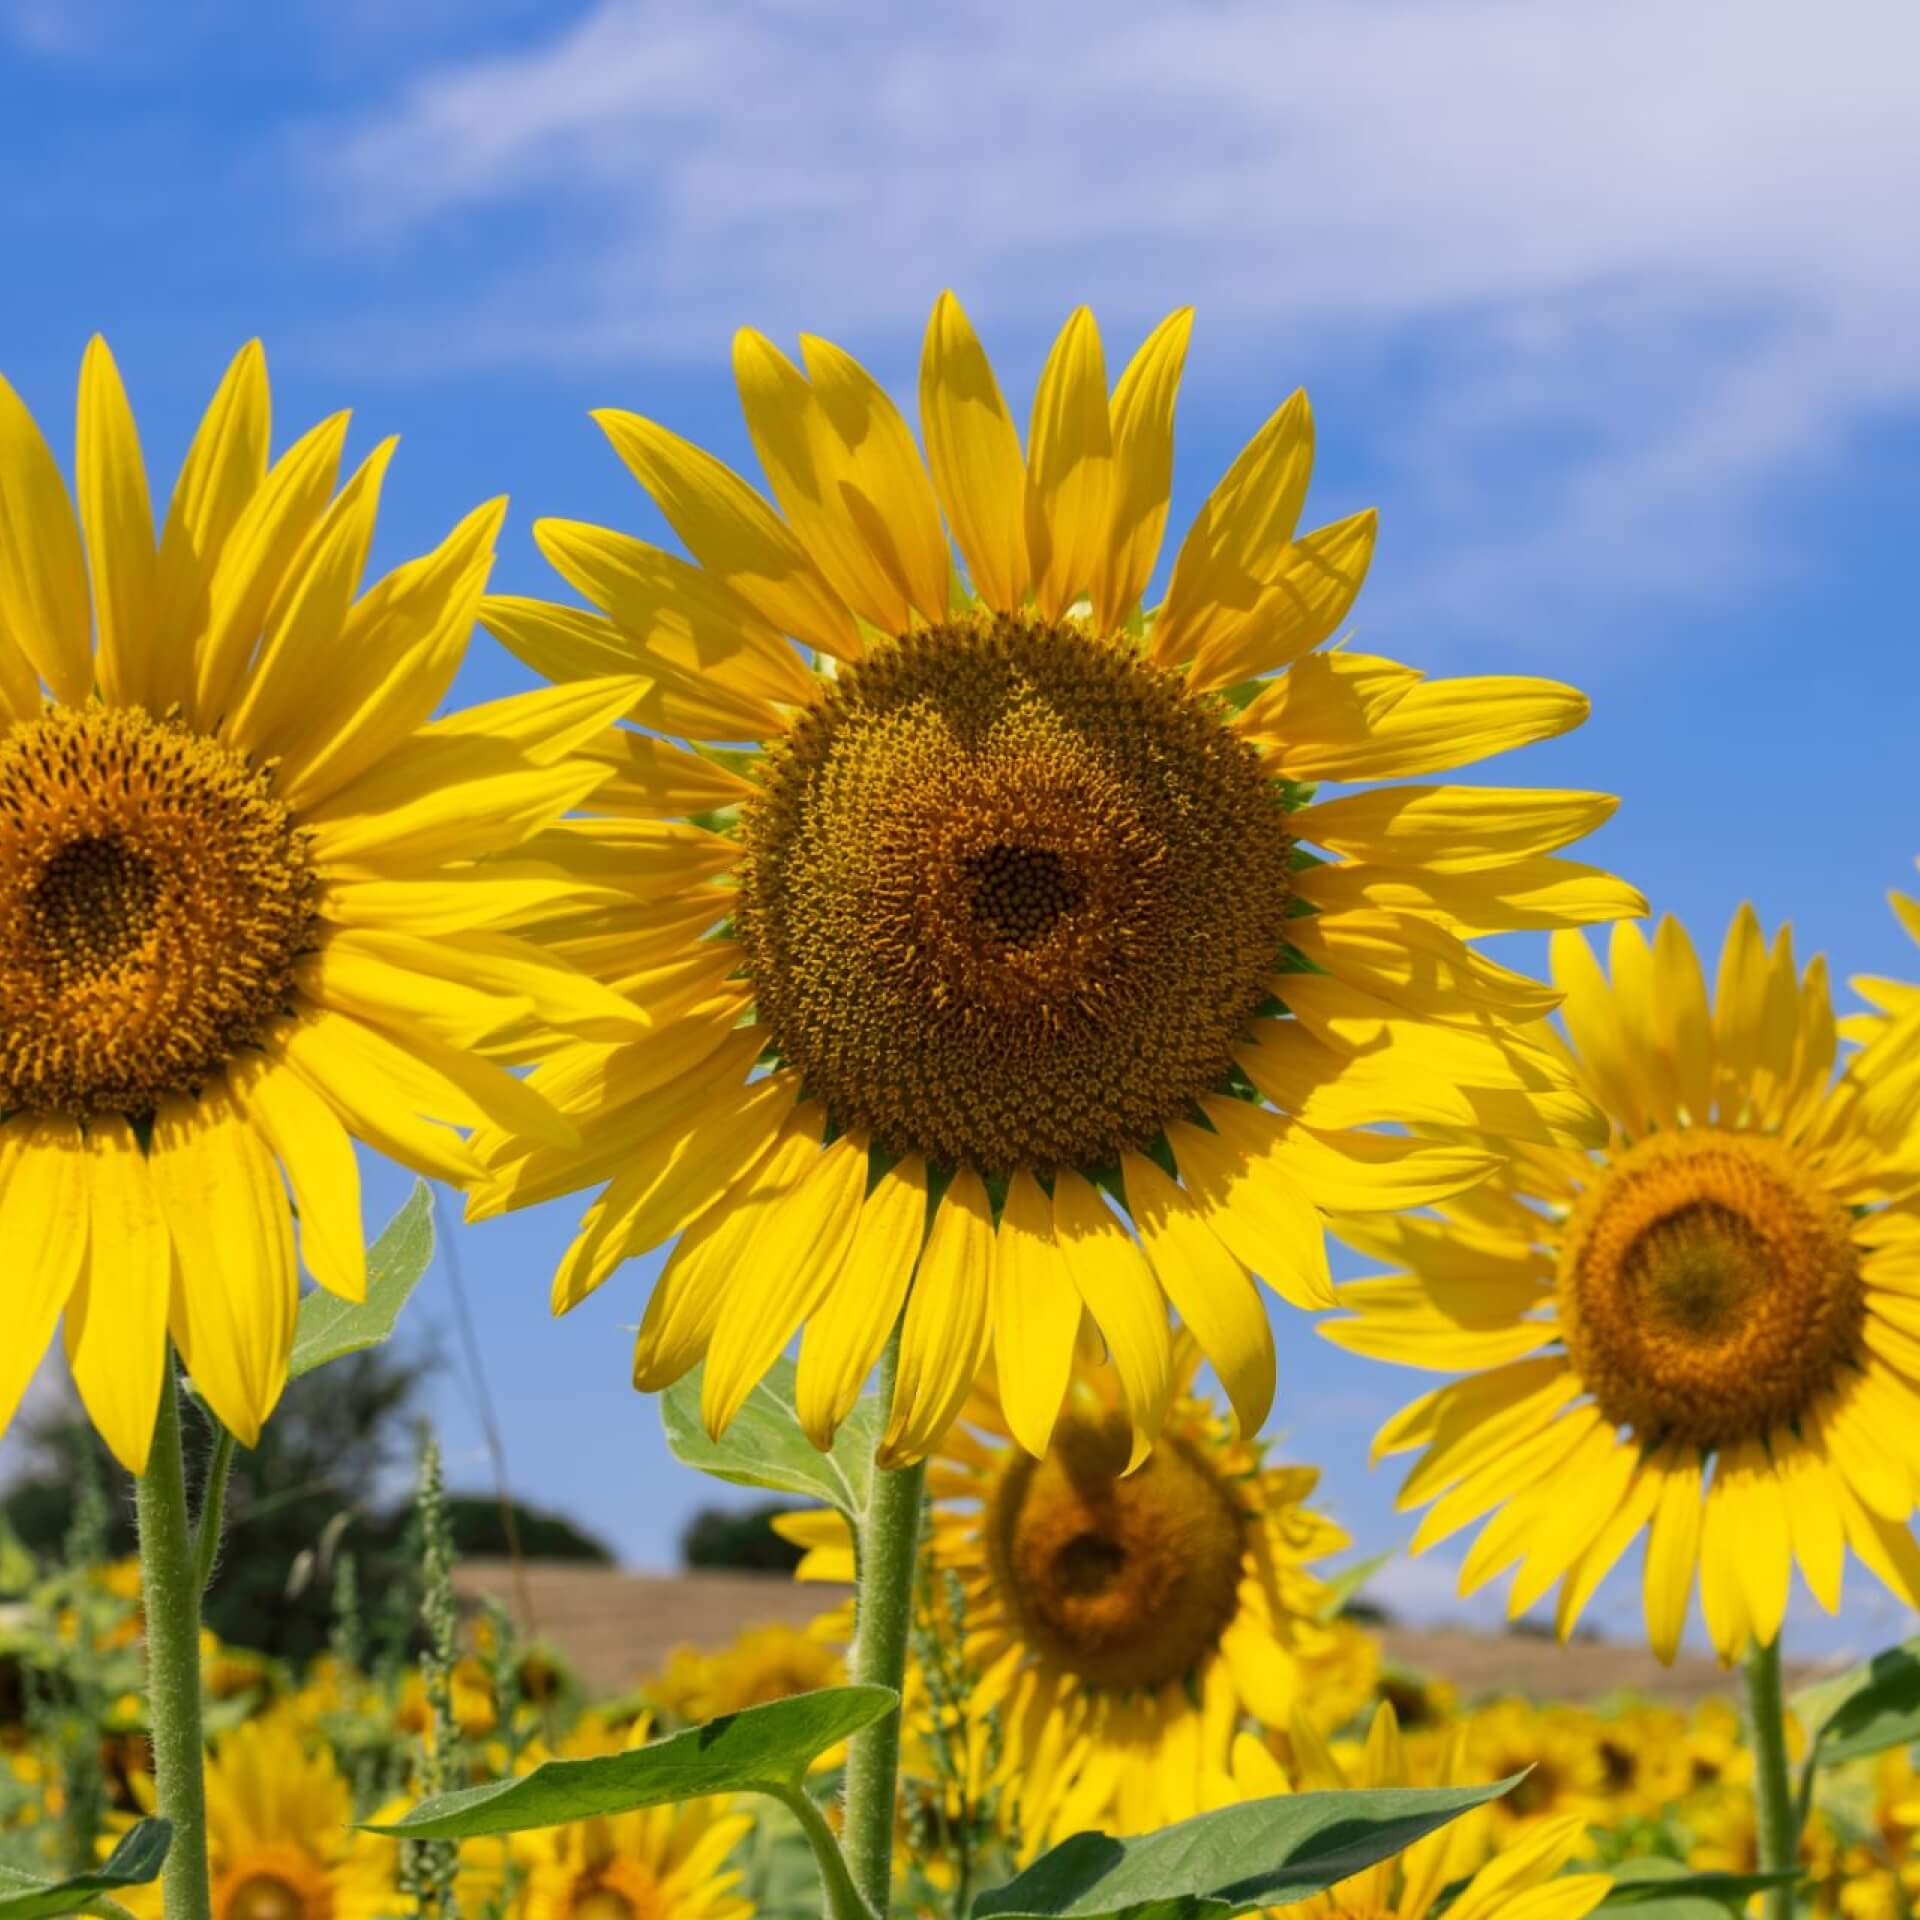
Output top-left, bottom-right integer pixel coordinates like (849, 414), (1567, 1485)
(4, 1340), (613, 1662)
(680, 1501), (807, 1575)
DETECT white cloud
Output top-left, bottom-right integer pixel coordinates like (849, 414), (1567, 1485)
(308, 0), (1920, 625)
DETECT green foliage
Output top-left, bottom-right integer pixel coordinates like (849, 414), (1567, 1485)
(0, 1819), (169, 1919)
(368, 1687), (899, 1839)
(680, 1501), (807, 1575)
(661, 1359), (880, 1520)
(288, 1183), (435, 1378)
(1595, 1859), (1804, 1916)
(970, 1780), (1516, 1920)
(1791, 1637), (1920, 1765)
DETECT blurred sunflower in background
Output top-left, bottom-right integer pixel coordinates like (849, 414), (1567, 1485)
(509, 1717), (752, 1920)
(780, 1337), (1363, 1855)
(1215, 1703), (1612, 1920)
(471, 291), (1640, 1462)
(0, 340), (643, 1468)
(1333, 908), (1920, 1662)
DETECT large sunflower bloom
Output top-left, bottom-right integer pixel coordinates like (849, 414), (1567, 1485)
(474, 293), (1640, 1463)
(1331, 908), (1920, 1663)
(0, 340), (643, 1470)
(780, 1338), (1364, 1854)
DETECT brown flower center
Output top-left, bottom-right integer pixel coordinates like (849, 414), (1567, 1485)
(735, 613), (1295, 1172)
(0, 706), (316, 1115)
(987, 1411), (1247, 1692)
(1558, 1130), (1864, 1451)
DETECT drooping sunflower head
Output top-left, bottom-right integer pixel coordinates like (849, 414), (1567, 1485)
(475, 291), (1640, 1468)
(0, 339), (641, 1470)
(1334, 907), (1920, 1663)
(781, 1340), (1364, 1853)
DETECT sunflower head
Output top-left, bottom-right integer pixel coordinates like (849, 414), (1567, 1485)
(0, 337), (639, 1471)
(474, 291), (1640, 1468)
(1338, 906), (1920, 1663)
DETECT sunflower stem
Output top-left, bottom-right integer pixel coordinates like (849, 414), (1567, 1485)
(191, 1418), (237, 1595)
(841, 1326), (926, 1918)
(777, 1784), (877, 1920)
(1743, 1634), (1799, 1920)
(134, 1359), (213, 1920)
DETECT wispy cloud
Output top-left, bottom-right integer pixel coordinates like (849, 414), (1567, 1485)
(304, 0), (1920, 628)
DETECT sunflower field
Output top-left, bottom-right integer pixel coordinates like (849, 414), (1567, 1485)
(4, 295), (1920, 1920)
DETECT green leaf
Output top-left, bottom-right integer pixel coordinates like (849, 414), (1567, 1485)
(661, 1358), (879, 1519)
(1595, 1858), (1803, 1916)
(366, 1686), (896, 1839)
(1793, 1638), (1920, 1765)
(0, 1820), (171, 1918)
(970, 1779), (1515, 1920)
(288, 1183), (434, 1379)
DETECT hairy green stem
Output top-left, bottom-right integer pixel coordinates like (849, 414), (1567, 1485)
(840, 1328), (926, 1917)
(134, 1362), (212, 1920)
(192, 1420), (237, 1595)
(1743, 1636), (1799, 1920)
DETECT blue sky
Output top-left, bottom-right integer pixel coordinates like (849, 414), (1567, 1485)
(6, 0), (1920, 1659)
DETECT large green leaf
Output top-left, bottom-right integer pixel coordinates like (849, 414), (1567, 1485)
(289, 1184), (434, 1379)
(0, 1819), (171, 1918)
(970, 1780), (1515, 1920)
(1595, 1858), (1803, 1916)
(367, 1686), (896, 1839)
(1792, 1638), (1920, 1765)
(661, 1357), (880, 1519)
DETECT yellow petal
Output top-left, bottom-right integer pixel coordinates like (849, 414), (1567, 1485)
(1653, 913), (1716, 1125)
(1094, 309), (1192, 633)
(1167, 1100), (1332, 1308)
(275, 497), (504, 808)
(702, 1126), (870, 1438)
(152, 1091), (297, 1448)
(581, 730), (758, 817)
(191, 411), (351, 727)
(1642, 1447), (1704, 1663)
(223, 437), (396, 757)
(918, 291), (1028, 613)
(1548, 928), (1645, 1136)
(989, 1169), (1085, 1458)
(803, 332), (952, 625)
(154, 340), (270, 709)
(1187, 510), (1377, 692)
(64, 1115), (171, 1474)
(1777, 1435), (1845, 1613)
(881, 1164), (995, 1467)
(0, 368), (91, 703)
(1250, 1121), (1496, 1213)
(0, 1119), (89, 1442)
(1272, 671), (1590, 781)
(1296, 785), (1617, 872)
(1121, 1150), (1274, 1437)
(231, 1054), (365, 1302)
(76, 337), (158, 709)
(1049, 1173), (1171, 1469)
(1296, 854), (1647, 934)
(1023, 307), (1112, 620)
(1284, 906), (1563, 1024)
(1153, 389), (1313, 668)
(593, 409), (861, 662)
(796, 1157), (930, 1448)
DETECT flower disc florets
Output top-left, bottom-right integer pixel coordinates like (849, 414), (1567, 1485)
(735, 611), (1296, 1172)
(0, 704), (316, 1116)
(1558, 1130), (1864, 1451)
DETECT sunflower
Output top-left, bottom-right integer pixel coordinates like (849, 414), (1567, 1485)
(468, 292), (1639, 1462)
(0, 339), (643, 1470)
(1457, 1700), (1608, 1843)
(1215, 1704), (1611, 1920)
(509, 1717), (752, 1920)
(781, 1337), (1362, 1854)
(1331, 907), (1920, 1663)
(646, 1622), (844, 1724)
